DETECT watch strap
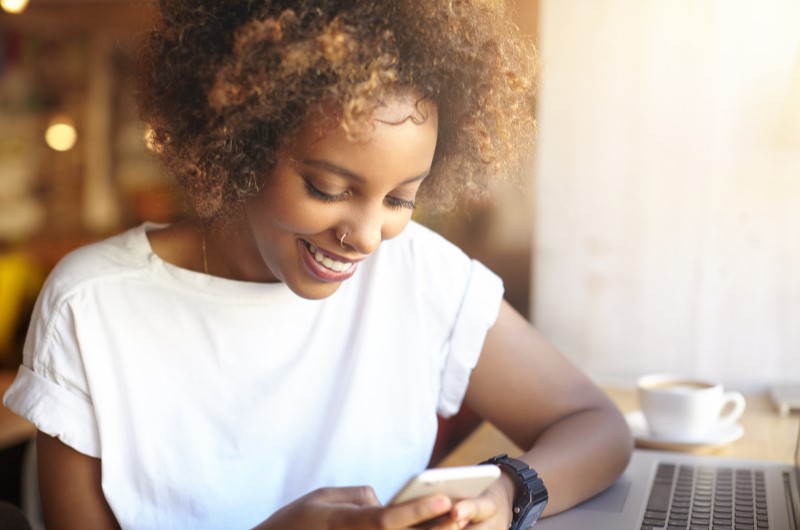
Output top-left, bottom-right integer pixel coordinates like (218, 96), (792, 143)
(482, 454), (548, 529)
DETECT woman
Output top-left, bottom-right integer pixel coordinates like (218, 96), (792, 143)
(3, 1), (632, 528)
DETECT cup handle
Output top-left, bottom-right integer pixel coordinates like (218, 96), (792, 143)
(718, 391), (746, 427)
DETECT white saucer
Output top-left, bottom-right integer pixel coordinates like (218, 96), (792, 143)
(625, 411), (744, 451)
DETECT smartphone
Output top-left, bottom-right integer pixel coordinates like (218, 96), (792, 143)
(389, 465), (501, 505)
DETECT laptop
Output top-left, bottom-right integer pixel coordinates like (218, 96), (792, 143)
(537, 423), (800, 529)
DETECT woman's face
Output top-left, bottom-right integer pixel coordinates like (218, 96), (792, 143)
(243, 93), (439, 299)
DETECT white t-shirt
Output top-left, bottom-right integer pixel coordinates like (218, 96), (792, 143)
(3, 221), (503, 530)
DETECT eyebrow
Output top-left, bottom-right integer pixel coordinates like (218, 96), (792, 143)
(301, 158), (430, 185)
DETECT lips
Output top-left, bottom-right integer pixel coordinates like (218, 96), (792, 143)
(298, 239), (359, 282)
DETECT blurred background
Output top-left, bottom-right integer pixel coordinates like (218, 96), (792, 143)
(0, 0), (179, 371)
(1, 0), (799, 517)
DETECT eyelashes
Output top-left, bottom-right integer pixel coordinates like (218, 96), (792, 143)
(303, 181), (416, 211)
(386, 196), (417, 210)
(304, 181), (348, 203)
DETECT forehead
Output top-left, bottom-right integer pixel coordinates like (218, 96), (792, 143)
(284, 93), (439, 177)
(292, 92), (438, 148)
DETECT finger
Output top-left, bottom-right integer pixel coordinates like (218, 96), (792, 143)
(451, 495), (501, 523)
(374, 494), (453, 529)
(311, 485), (382, 507)
(425, 514), (463, 530)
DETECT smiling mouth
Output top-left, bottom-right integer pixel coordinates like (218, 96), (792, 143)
(303, 240), (354, 273)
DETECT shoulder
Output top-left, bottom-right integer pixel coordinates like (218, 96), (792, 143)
(40, 224), (155, 307)
(24, 224), (160, 372)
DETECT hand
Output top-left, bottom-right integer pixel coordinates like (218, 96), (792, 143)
(254, 486), (455, 530)
(437, 476), (514, 530)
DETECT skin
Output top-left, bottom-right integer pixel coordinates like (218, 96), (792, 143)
(36, 92), (633, 529)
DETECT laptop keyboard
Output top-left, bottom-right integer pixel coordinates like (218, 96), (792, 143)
(640, 463), (769, 529)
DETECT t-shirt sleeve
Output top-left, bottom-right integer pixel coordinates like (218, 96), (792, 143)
(2, 273), (101, 458)
(436, 259), (504, 418)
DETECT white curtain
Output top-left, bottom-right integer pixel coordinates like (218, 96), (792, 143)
(532, 0), (800, 389)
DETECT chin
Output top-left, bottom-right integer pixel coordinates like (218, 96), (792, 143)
(284, 277), (344, 300)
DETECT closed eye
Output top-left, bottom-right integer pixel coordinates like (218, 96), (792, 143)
(385, 196), (416, 210)
(304, 181), (348, 202)
(306, 180), (416, 210)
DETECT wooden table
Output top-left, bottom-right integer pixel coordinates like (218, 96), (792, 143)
(0, 369), (36, 451)
(440, 386), (800, 468)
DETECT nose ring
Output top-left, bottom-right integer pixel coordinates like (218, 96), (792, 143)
(340, 233), (347, 248)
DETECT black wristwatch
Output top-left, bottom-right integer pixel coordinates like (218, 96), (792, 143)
(481, 454), (548, 529)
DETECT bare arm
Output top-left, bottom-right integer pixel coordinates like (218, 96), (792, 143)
(36, 431), (120, 530)
(463, 300), (633, 516)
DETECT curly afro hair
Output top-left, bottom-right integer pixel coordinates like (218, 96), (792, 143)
(134, 0), (537, 219)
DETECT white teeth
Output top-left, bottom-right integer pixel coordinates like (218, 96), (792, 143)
(306, 242), (352, 273)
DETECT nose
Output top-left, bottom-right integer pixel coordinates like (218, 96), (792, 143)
(341, 209), (384, 255)
(340, 201), (410, 255)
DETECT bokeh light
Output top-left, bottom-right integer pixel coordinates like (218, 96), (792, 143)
(1, 0), (30, 14)
(45, 116), (78, 152)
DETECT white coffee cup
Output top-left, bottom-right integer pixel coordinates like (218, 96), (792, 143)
(636, 373), (746, 441)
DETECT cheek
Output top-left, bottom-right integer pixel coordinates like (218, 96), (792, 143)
(248, 179), (330, 235)
(382, 212), (414, 241)
(253, 200), (331, 235)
